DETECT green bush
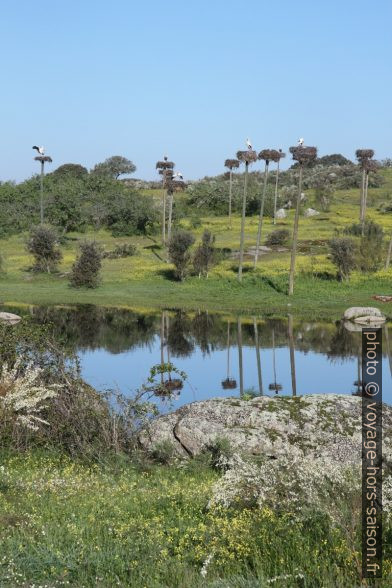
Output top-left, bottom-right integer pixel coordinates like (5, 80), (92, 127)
(70, 241), (103, 288)
(193, 230), (217, 277)
(26, 224), (62, 273)
(265, 229), (289, 246)
(168, 230), (195, 281)
(102, 243), (137, 259)
(329, 237), (356, 281)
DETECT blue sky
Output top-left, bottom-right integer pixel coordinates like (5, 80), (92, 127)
(1, 0), (391, 182)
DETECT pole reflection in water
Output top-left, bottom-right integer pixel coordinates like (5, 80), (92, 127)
(221, 320), (237, 390)
(288, 314), (297, 396)
(237, 316), (244, 396)
(385, 324), (392, 378)
(269, 327), (282, 394)
(253, 317), (263, 395)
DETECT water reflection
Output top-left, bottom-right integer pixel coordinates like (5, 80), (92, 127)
(3, 304), (392, 407)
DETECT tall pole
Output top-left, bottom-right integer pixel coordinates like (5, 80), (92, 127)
(228, 169), (233, 228)
(226, 320), (231, 379)
(288, 164), (303, 296)
(162, 185), (166, 246)
(40, 160), (45, 224)
(167, 190), (173, 244)
(238, 162), (248, 282)
(254, 160), (269, 267)
(273, 159), (280, 225)
(385, 233), (392, 269)
(360, 167), (366, 228)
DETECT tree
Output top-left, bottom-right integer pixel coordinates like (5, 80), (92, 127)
(70, 241), (103, 288)
(288, 145), (317, 295)
(236, 149), (258, 281)
(91, 156), (136, 179)
(51, 163), (88, 180)
(193, 230), (216, 277)
(314, 180), (335, 211)
(26, 225), (62, 273)
(329, 237), (356, 281)
(168, 230), (195, 281)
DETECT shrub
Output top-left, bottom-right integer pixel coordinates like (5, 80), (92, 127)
(329, 237), (356, 281)
(168, 230), (195, 281)
(265, 229), (289, 246)
(70, 241), (103, 288)
(344, 221), (384, 273)
(105, 193), (157, 236)
(102, 243), (137, 259)
(26, 224), (62, 273)
(314, 183), (335, 211)
(193, 230), (217, 277)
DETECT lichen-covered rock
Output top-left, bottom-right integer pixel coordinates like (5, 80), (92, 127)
(0, 312), (21, 325)
(344, 307), (384, 321)
(138, 394), (392, 465)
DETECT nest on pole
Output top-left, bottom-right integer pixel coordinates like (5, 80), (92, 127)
(34, 155), (52, 163)
(289, 146), (317, 165)
(221, 378), (237, 390)
(355, 149), (374, 162)
(258, 149), (281, 163)
(224, 158), (240, 170)
(236, 150), (258, 164)
(156, 160), (174, 170)
(166, 179), (186, 192)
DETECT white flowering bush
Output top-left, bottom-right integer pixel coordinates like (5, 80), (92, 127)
(0, 360), (61, 430)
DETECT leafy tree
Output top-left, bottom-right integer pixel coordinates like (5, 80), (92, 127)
(329, 237), (356, 281)
(70, 241), (103, 288)
(193, 230), (217, 277)
(168, 230), (195, 281)
(51, 163), (88, 180)
(26, 225), (62, 273)
(91, 156), (136, 179)
(265, 229), (289, 246)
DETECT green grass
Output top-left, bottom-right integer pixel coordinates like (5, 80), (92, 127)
(1, 450), (388, 587)
(2, 171), (392, 318)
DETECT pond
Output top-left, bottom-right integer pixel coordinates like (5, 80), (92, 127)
(4, 304), (392, 409)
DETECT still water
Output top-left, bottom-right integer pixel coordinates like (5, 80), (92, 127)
(7, 304), (392, 409)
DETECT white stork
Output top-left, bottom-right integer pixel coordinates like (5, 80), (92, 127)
(172, 172), (183, 180)
(32, 145), (45, 155)
(246, 138), (252, 150)
(297, 138), (304, 147)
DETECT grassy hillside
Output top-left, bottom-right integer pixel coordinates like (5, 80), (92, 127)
(1, 169), (392, 317)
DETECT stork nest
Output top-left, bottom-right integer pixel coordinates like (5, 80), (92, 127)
(355, 149), (374, 161)
(277, 150), (286, 159)
(159, 169), (173, 177)
(258, 149), (281, 163)
(156, 160), (174, 170)
(221, 378), (237, 390)
(289, 146), (317, 164)
(166, 180), (186, 192)
(154, 378), (183, 397)
(34, 156), (52, 163)
(236, 150), (258, 163)
(224, 158), (240, 169)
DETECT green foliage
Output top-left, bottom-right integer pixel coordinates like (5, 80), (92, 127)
(193, 230), (217, 277)
(70, 241), (103, 288)
(105, 193), (157, 236)
(50, 163), (88, 180)
(168, 230), (195, 281)
(91, 155), (136, 179)
(201, 436), (234, 471)
(26, 225), (62, 273)
(102, 242), (137, 259)
(314, 181), (335, 212)
(329, 237), (356, 281)
(265, 229), (290, 246)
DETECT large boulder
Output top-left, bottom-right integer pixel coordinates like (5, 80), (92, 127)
(344, 307), (386, 325)
(275, 208), (286, 219)
(0, 312), (21, 325)
(138, 395), (392, 465)
(304, 208), (320, 217)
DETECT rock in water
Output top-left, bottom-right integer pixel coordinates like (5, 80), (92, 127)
(138, 394), (392, 464)
(344, 307), (385, 322)
(0, 312), (21, 325)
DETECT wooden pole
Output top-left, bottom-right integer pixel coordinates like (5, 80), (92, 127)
(254, 160), (269, 267)
(228, 168), (233, 228)
(40, 160), (44, 224)
(237, 316), (244, 396)
(288, 164), (303, 295)
(385, 233), (392, 269)
(273, 159), (280, 225)
(253, 317), (263, 395)
(288, 314), (297, 396)
(238, 162), (248, 282)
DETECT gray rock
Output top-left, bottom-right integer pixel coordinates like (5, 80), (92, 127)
(138, 395), (392, 465)
(304, 208), (320, 217)
(0, 312), (21, 325)
(344, 307), (384, 320)
(275, 208), (286, 219)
